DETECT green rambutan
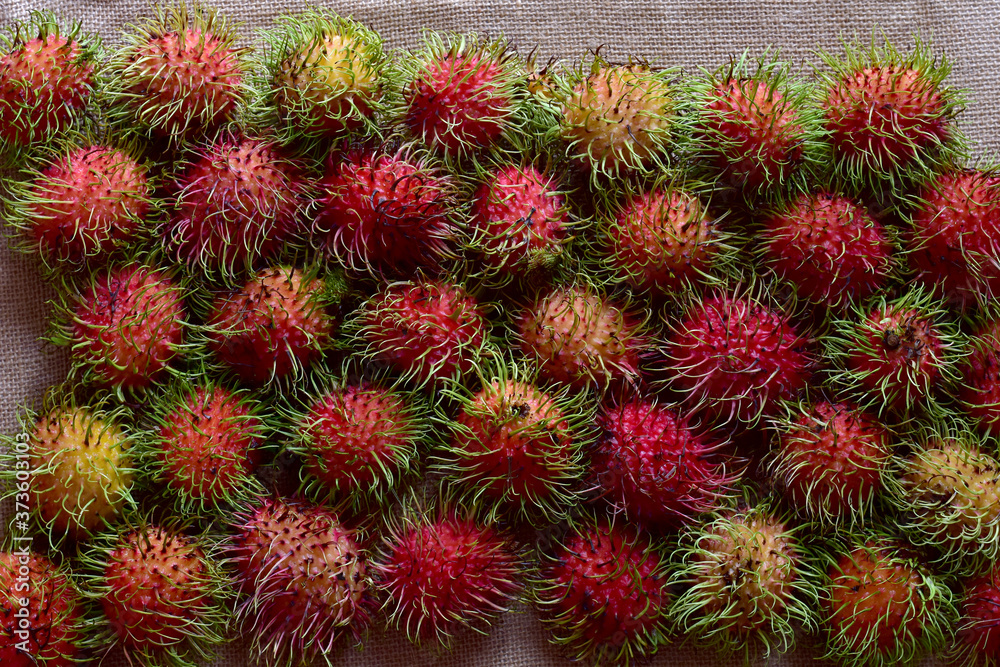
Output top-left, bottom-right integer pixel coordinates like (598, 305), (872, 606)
(0, 388), (135, 545)
(261, 8), (387, 144)
(554, 55), (676, 182)
(669, 499), (820, 662)
(891, 423), (1000, 574)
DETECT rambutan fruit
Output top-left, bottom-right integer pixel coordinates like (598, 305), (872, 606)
(313, 144), (460, 277)
(399, 32), (521, 160)
(141, 377), (266, 515)
(104, 4), (247, 144)
(4, 140), (152, 271)
(891, 424), (1000, 574)
(515, 281), (650, 391)
(554, 56), (675, 181)
(165, 133), (309, 280)
(951, 562), (1000, 667)
(50, 263), (187, 395)
(659, 288), (813, 425)
(78, 521), (228, 667)
(534, 517), (670, 666)
(670, 500), (820, 661)
(597, 176), (737, 294)
(0, 550), (83, 666)
(352, 277), (492, 391)
(760, 191), (895, 309)
(433, 360), (590, 524)
(820, 534), (955, 667)
(373, 501), (524, 648)
(905, 168), (1000, 311)
(689, 49), (819, 195)
(591, 396), (737, 529)
(226, 497), (372, 667)
(0, 12), (98, 152)
(766, 400), (894, 528)
(262, 9), (387, 143)
(816, 35), (963, 190)
(466, 160), (574, 281)
(959, 317), (1000, 436)
(827, 285), (963, 418)
(0, 390), (135, 544)
(204, 264), (341, 387)
(286, 378), (423, 503)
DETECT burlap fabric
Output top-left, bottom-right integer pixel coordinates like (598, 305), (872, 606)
(1, 0), (999, 664)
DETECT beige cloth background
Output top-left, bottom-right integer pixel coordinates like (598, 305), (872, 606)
(2, 0), (999, 664)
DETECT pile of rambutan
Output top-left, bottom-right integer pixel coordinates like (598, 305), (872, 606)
(2, 6), (999, 667)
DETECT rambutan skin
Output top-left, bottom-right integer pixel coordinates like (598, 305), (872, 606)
(206, 265), (337, 386)
(8, 144), (150, 269)
(604, 185), (724, 293)
(355, 279), (490, 389)
(403, 34), (517, 158)
(226, 498), (372, 664)
(592, 398), (735, 528)
(822, 538), (954, 667)
(768, 401), (892, 526)
(516, 283), (649, 391)
(91, 525), (224, 652)
(441, 374), (587, 523)
(0, 15), (97, 147)
(952, 563), (1000, 666)
(535, 520), (669, 666)
(314, 147), (459, 276)
(762, 192), (893, 308)
(661, 293), (812, 424)
(106, 6), (246, 142)
(0, 551), (83, 667)
(907, 169), (1000, 310)
(960, 320), (1000, 435)
(266, 9), (386, 140)
(151, 382), (265, 513)
(166, 136), (308, 278)
(68, 265), (186, 392)
(558, 62), (674, 179)
(293, 382), (419, 500)
(374, 508), (524, 647)
(469, 163), (571, 277)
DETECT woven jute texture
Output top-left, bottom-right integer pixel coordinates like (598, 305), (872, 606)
(2, 0), (999, 665)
